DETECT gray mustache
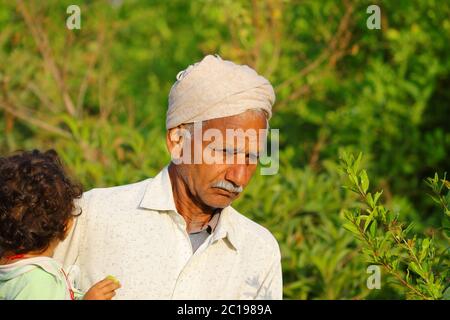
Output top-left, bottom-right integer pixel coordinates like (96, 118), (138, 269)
(212, 180), (243, 193)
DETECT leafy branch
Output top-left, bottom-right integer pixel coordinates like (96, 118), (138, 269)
(340, 152), (449, 300)
(426, 173), (450, 219)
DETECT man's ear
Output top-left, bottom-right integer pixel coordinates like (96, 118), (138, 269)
(166, 127), (186, 163)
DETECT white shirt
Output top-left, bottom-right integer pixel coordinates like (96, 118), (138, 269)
(54, 166), (282, 300)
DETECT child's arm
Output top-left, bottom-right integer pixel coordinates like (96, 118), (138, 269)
(83, 277), (121, 300)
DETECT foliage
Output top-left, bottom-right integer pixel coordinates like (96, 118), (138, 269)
(0, 0), (449, 299)
(340, 152), (449, 299)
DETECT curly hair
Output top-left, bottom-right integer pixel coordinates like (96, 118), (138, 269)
(0, 149), (83, 256)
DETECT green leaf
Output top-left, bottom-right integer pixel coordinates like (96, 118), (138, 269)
(403, 222), (415, 237)
(353, 152), (362, 173)
(367, 193), (374, 208)
(419, 238), (430, 262)
(363, 213), (373, 232)
(392, 260), (399, 271)
(443, 287), (450, 300)
(370, 220), (377, 238)
(374, 191), (383, 205)
(360, 170), (369, 194)
(343, 222), (360, 236)
(408, 262), (426, 279)
(349, 174), (359, 188)
(443, 179), (450, 190)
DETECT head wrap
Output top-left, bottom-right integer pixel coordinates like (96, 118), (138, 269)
(166, 54), (275, 129)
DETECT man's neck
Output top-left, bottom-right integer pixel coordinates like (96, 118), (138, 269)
(168, 164), (216, 233)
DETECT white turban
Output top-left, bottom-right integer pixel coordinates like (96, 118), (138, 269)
(166, 54), (275, 129)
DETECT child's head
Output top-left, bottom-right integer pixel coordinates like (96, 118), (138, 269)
(0, 149), (82, 256)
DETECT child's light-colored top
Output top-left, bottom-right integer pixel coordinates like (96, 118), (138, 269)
(0, 256), (82, 300)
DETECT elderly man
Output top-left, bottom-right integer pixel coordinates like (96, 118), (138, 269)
(55, 54), (282, 299)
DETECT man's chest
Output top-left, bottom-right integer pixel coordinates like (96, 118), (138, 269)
(77, 211), (251, 299)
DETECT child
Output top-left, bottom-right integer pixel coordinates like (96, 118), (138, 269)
(0, 149), (121, 300)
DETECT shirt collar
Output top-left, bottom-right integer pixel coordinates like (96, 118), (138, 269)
(139, 165), (177, 212)
(139, 165), (242, 251)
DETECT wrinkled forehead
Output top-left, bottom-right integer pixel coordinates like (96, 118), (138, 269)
(188, 116), (268, 154)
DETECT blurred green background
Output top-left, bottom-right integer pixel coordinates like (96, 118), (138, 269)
(0, 0), (448, 299)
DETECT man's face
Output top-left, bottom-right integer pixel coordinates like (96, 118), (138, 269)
(169, 110), (268, 209)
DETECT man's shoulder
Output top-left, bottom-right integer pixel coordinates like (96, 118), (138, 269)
(82, 177), (159, 202)
(227, 207), (280, 257)
(77, 177), (153, 210)
(84, 178), (150, 198)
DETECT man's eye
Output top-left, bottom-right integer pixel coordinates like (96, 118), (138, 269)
(212, 148), (231, 155)
(247, 154), (259, 163)
(216, 148), (235, 155)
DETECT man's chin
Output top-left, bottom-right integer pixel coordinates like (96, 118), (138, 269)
(202, 194), (234, 209)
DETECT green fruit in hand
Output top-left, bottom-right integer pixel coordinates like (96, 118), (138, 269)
(106, 275), (120, 285)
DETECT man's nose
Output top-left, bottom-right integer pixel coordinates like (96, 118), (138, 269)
(225, 164), (249, 188)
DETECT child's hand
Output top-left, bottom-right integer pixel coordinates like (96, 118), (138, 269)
(83, 277), (121, 300)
